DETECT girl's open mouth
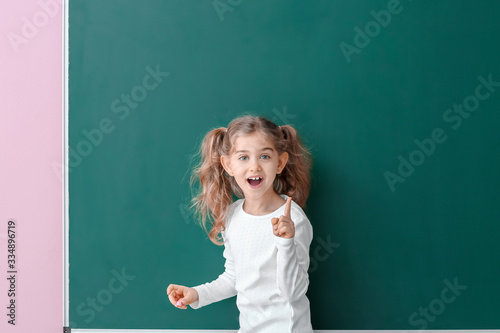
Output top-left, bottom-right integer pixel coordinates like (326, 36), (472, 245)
(247, 176), (263, 188)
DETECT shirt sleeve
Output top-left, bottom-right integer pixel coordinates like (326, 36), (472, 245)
(189, 229), (237, 309)
(274, 208), (313, 303)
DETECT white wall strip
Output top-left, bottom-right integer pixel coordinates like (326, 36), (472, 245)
(63, 0), (70, 328)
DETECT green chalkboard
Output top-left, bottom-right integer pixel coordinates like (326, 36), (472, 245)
(68, 0), (500, 329)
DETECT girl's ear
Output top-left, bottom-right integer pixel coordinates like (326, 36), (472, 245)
(220, 155), (233, 176)
(277, 152), (289, 174)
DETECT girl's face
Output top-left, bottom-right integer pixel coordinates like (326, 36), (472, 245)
(221, 132), (288, 200)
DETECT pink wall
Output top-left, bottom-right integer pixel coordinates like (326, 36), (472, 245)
(0, 0), (63, 332)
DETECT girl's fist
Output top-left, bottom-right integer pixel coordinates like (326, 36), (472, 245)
(271, 197), (295, 239)
(166, 284), (199, 310)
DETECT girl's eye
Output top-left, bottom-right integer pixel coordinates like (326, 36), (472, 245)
(238, 155), (270, 161)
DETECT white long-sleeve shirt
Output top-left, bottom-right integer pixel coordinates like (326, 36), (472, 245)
(189, 194), (314, 333)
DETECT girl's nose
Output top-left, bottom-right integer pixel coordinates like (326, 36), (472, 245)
(249, 158), (262, 170)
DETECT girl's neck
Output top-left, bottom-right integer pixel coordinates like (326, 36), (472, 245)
(242, 191), (286, 216)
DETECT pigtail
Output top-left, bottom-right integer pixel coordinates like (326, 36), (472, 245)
(189, 127), (233, 246)
(275, 125), (313, 209)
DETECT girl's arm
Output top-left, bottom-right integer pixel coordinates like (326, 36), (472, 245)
(274, 209), (313, 303)
(189, 231), (237, 309)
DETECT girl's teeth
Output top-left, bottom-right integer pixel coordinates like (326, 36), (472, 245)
(247, 177), (263, 186)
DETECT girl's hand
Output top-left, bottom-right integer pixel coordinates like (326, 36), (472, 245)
(271, 197), (295, 239)
(166, 284), (199, 310)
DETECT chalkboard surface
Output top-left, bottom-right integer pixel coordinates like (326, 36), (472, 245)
(69, 0), (500, 329)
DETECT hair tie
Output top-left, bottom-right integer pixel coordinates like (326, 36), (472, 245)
(280, 125), (287, 139)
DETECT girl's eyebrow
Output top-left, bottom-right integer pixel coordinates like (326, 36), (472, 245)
(235, 147), (274, 154)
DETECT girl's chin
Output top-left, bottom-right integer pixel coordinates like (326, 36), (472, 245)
(242, 185), (277, 199)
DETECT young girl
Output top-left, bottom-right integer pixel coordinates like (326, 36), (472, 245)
(167, 114), (314, 332)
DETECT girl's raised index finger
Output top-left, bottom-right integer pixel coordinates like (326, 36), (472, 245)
(284, 196), (292, 218)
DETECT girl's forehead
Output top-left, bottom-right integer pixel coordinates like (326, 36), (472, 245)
(232, 133), (275, 151)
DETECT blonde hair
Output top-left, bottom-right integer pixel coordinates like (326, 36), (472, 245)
(188, 113), (313, 245)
